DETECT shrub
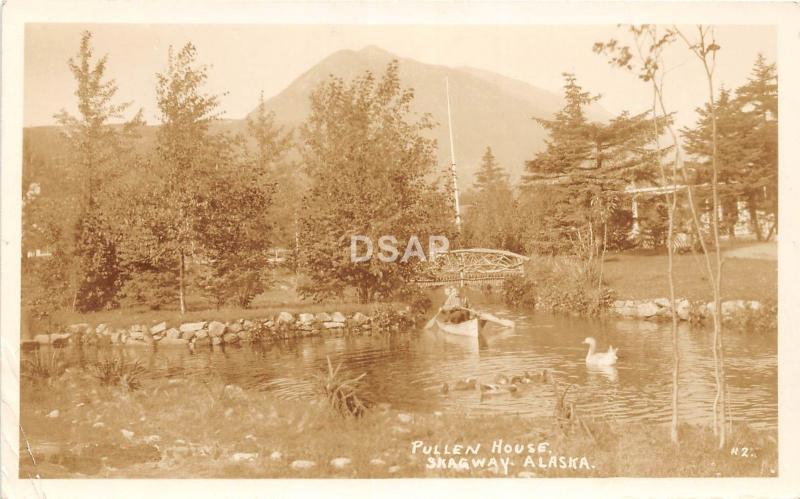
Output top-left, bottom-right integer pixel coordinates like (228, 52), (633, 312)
(22, 351), (66, 385)
(73, 214), (124, 312)
(502, 275), (537, 309)
(395, 284), (432, 317)
(371, 303), (413, 331)
(249, 322), (273, 343)
(88, 358), (146, 391)
(197, 266), (270, 309)
(502, 256), (614, 317)
(119, 268), (178, 310)
(724, 299), (777, 334)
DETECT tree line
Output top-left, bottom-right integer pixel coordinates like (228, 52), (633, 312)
(462, 56), (777, 256)
(21, 32), (452, 321)
(22, 30), (777, 325)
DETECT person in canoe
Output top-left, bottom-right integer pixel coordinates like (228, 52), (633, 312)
(440, 286), (472, 324)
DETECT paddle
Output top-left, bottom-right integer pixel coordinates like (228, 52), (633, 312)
(462, 307), (515, 328)
(424, 310), (440, 329)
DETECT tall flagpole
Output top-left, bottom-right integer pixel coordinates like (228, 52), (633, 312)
(446, 77), (462, 235)
(446, 77), (466, 289)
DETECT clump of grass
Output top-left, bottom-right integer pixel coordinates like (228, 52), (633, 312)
(551, 377), (596, 442)
(21, 351), (66, 385)
(552, 379), (576, 426)
(88, 358), (146, 391)
(315, 356), (369, 418)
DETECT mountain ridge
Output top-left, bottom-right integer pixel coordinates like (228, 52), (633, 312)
(248, 45), (610, 186)
(23, 45), (612, 189)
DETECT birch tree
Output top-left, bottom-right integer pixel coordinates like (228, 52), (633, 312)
(154, 42), (225, 314)
(675, 25), (729, 449)
(596, 24), (731, 447)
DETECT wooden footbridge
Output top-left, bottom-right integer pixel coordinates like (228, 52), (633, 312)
(415, 248), (529, 287)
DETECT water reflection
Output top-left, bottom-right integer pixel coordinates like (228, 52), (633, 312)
(586, 364), (619, 383)
(30, 307), (777, 429)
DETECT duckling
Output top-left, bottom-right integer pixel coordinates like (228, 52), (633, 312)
(480, 383), (517, 394)
(453, 378), (477, 391)
(510, 375), (523, 385)
(480, 383), (502, 393)
(494, 374), (510, 385)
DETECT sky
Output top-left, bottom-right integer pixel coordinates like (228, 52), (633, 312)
(24, 24), (776, 129)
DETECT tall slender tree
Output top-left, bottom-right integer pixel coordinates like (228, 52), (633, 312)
(153, 42), (225, 314)
(595, 24), (685, 446)
(52, 30), (144, 311)
(247, 91), (299, 249)
(675, 25), (729, 448)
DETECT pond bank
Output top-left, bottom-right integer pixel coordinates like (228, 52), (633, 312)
(20, 373), (777, 478)
(22, 306), (417, 351)
(608, 297), (764, 321)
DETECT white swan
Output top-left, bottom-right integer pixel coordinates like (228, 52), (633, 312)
(583, 337), (618, 366)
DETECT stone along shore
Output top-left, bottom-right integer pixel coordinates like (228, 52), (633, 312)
(22, 309), (414, 351)
(609, 298), (763, 320)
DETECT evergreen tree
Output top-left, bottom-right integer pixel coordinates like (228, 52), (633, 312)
(473, 147), (508, 192)
(682, 55), (777, 240)
(737, 54), (778, 239)
(682, 87), (755, 238)
(464, 148), (522, 252)
(521, 73), (667, 254)
(193, 151), (275, 308)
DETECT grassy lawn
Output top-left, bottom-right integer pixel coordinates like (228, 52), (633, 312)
(602, 249), (777, 303)
(23, 244), (778, 338)
(19, 370), (777, 478)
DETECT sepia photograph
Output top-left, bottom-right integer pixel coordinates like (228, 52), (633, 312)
(2, 1), (800, 496)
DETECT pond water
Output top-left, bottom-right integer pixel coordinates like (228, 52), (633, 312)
(31, 307), (778, 430)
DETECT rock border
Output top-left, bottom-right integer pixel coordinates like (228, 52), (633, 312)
(609, 298), (763, 321)
(23, 309), (415, 351)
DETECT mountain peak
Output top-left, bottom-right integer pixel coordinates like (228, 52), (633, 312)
(356, 45), (394, 58)
(249, 48), (609, 186)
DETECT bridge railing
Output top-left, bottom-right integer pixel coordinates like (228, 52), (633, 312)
(414, 248), (529, 287)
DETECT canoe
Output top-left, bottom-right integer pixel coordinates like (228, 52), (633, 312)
(434, 315), (486, 338)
